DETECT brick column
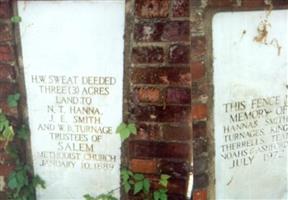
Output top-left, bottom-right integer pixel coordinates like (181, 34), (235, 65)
(125, 0), (193, 199)
(0, 1), (21, 199)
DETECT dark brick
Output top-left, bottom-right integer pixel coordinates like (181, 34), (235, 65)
(162, 124), (191, 141)
(0, 2), (11, 19)
(168, 44), (190, 64)
(129, 141), (191, 159)
(191, 36), (206, 60)
(0, 83), (16, 98)
(172, 0), (189, 17)
(130, 159), (158, 174)
(192, 104), (208, 120)
(131, 67), (191, 86)
(0, 24), (12, 42)
(0, 64), (15, 81)
(191, 61), (205, 80)
(159, 160), (190, 177)
(132, 47), (164, 64)
(162, 21), (190, 41)
(132, 123), (161, 140)
(191, 11), (204, 34)
(193, 138), (208, 157)
(193, 189), (207, 200)
(207, 0), (234, 7)
(193, 156), (208, 175)
(167, 178), (187, 195)
(135, 0), (169, 18)
(191, 82), (209, 99)
(133, 105), (191, 122)
(134, 87), (161, 103)
(168, 194), (187, 200)
(134, 22), (164, 42)
(193, 121), (207, 138)
(166, 87), (191, 104)
(273, 0), (288, 6)
(194, 173), (209, 189)
(0, 45), (14, 62)
(242, 0), (265, 8)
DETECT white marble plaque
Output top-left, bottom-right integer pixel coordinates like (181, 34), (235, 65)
(213, 10), (288, 199)
(18, 1), (124, 199)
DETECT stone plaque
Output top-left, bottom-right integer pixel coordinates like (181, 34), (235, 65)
(18, 1), (124, 199)
(213, 10), (288, 199)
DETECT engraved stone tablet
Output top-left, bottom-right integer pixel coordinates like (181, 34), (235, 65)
(18, 1), (125, 199)
(213, 10), (288, 199)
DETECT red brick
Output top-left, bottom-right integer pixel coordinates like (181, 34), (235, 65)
(191, 36), (206, 59)
(0, 45), (14, 62)
(133, 105), (191, 122)
(134, 87), (161, 103)
(0, 24), (12, 42)
(167, 178), (187, 195)
(0, 163), (14, 177)
(132, 123), (161, 140)
(192, 104), (208, 120)
(159, 160), (190, 177)
(172, 0), (189, 17)
(191, 61), (206, 80)
(0, 2), (11, 19)
(129, 159), (158, 174)
(193, 121), (207, 138)
(131, 67), (191, 86)
(135, 0), (169, 18)
(193, 189), (207, 200)
(0, 64), (15, 81)
(0, 83), (16, 98)
(129, 141), (190, 159)
(166, 87), (191, 104)
(0, 99), (18, 117)
(134, 22), (164, 42)
(168, 44), (190, 64)
(242, 0), (265, 8)
(162, 124), (191, 141)
(162, 21), (190, 41)
(132, 47), (164, 64)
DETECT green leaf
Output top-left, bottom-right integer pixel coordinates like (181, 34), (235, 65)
(124, 182), (131, 193)
(83, 194), (95, 200)
(119, 128), (130, 141)
(7, 93), (21, 107)
(143, 178), (150, 193)
(159, 174), (170, 187)
(16, 125), (30, 140)
(127, 123), (137, 135)
(116, 123), (126, 133)
(133, 173), (144, 181)
(7, 176), (18, 190)
(3, 126), (14, 141)
(153, 191), (160, 200)
(133, 181), (144, 195)
(11, 16), (22, 24)
(32, 175), (46, 189)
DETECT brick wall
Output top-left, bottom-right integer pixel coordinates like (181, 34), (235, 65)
(1, 0), (288, 200)
(0, 0), (22, 199)
(124, 0), (192, 199)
